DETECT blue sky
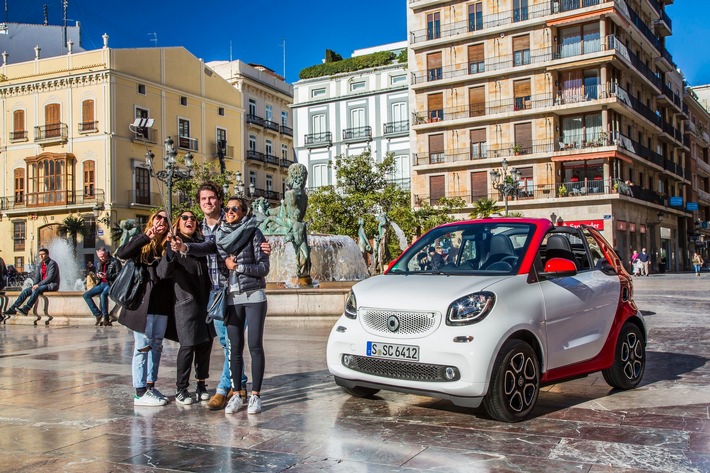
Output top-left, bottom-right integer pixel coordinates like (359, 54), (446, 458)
(8, 0), (710, 86)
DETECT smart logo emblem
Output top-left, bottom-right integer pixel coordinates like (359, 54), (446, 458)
(387, 315), (400, 332)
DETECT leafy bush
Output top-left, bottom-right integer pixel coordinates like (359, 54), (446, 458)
(299, 51), (396, 79)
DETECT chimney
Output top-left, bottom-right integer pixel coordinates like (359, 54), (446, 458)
(34, 45), (41, 60)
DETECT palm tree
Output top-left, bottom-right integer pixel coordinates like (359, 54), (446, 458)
(470, 198), (501, 219)
(59, 215), (88, 252)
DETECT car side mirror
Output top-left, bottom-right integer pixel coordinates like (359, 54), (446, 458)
(540, 257), (577, 278)
(596, 258), (618, 275)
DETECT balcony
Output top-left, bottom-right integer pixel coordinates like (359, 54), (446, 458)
(694, 158), (710, 178)
(215, 141), (234, 158)
(10, 189), (104, 210)
(178, 135), (198, 151)
(9, 130), (28, 142)
(34, 123), (68, 145)
(246, 114), (265, 127)
(343, 126), (372, 143)
(264, 120), (281, 133)
(410, 1), (553, 45)
(384, 120), (409, 137)
(132, 127), (158, 143)
(557, 0), (604, 13)
(656, 9), (672, 36)
(246, 149), (266, 163)
(280, 125), (293, 137)
(414, 93), (553, 126)
(280, 157), (294, 169)
(557, 131), (614, 151)
(127, 190), (162, 207)
(263, 190), (281, 201)
(621, 0), (661, 52)
(305, 132), (332, 148)
(264, 153), (281, 166)
(698, 189), (710, 206)
(78, 121), (98, 133)
(686, 121), (698, 136)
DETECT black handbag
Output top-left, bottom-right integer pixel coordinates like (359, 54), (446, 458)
(206, 286), (228, 323)
(109, 259), (148, 311)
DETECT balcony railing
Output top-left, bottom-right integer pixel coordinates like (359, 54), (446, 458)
(384, 120), (409, 136)
(9, 130), (27, 142)
(558, 131), (614, 150)
(280, 125), (293, 136)
(132, 127), (158, 143)
(265, 153), (280, 166)
(280, 158), (294, 168)
(558, 0), (603, 13)
(78, 121), (98, 133)
(305, 132), (332, 148)
(246, 114), (265, 126)
(410, 1), (553, 44)
(247, 150), (266, 162)
(178, 135), (199, 151)
(14, 189), (104, 209)
(215, 142), (235, 158)
(343, 126), (372, 143)
(34, 123), (68, 143)
(622, 0), (660, 51)
(264, 120), (281, 133)
(127, 190), (162, 206)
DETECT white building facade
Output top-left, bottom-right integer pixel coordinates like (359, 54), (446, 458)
(293, 42), (411, 190)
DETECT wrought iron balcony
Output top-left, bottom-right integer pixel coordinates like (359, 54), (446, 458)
(305, 132), (332, 148)
(280, 125), (293, 136)
(246, 114), (265, 126)
(280, 158), (294, 168)
(384, 120), (409, 136)
(132, 127), (158, 143)
(178, 135), (199, 151)
(78, 121), (98, 133)
(9, 130), (28, 142)
(264, 120), (281, 133)
(264, 153), (280, 166)
(12, 189), (104, 209)
(215, 141), (234, 158)
(34, 123), (68, 144)
(246, 149), (266, 162)
(343, 126), (372, 143)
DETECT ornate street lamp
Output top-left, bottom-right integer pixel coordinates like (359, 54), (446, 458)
(490, 158), (521, 216)
(231, 171), (255, 198)
(146, 137), (193, 220)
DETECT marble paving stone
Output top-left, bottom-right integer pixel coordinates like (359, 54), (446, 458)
(0, 452), (181, 473)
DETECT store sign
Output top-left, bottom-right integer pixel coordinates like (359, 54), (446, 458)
(564, 219), (604, 230)
(670, 196), (683, 206)
(687, 202), (699, 211)
(660, 227), (671, 239)
(616, 220), (627, 231)
(629, 223), (636, 232)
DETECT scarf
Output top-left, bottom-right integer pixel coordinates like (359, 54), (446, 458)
(216, 215), (258, 256)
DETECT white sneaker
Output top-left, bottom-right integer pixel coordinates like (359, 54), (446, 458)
(150, 387), (169, 403)
(134, 390), (167, 406)
(224, 393), (243, 414)
(247, 395), (262, 414)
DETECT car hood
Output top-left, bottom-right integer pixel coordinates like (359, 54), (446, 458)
(352, 274), (507, 312)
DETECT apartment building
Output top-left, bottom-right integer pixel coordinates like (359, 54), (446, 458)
(208, 61), (293, 202)
(293, 42), (411, 190)
(408, 0), (691, 271)
(0, 21), (86, 64)
(0, 41), (243, 270)
(684, 88), (710, 261)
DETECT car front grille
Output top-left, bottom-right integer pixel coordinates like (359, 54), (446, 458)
(361, 309), (440, 337)
(342, 355), (458, 382)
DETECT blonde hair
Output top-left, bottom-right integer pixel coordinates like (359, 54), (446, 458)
(140, 209), (169, 265)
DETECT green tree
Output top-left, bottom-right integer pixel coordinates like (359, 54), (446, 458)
(59, 215), (88, 252)
(470, 198), (501, 219)
(171, 160), (235, 220)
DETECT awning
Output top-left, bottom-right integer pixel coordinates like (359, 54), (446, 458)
(546, 6), (617, 27)
(551, 150), (629, 163)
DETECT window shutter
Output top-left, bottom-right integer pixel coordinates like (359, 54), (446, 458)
(427, 52), (442, 69)
(427, 93), (443, 111)
(82, 100), (95, 124)
(468, 87), (485, 117)
(467, 44), (484, 63)
(513, 79), (531, 98)
(470, 128), (486, 143)
(428, 133), (444, 153)
(13, 110), (24, 133)
(45, 104), (60, 124)
(470, 171), (488, 200)
(512, 35), (530, 51)
(514, 122), (533, 152)
(430, 175), (445, 204)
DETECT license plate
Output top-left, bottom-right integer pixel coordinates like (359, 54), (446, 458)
(367, 342), (419, 361)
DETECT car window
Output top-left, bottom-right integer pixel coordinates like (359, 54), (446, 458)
(582, 227), (606, 269)
(390, 222), (534, 275)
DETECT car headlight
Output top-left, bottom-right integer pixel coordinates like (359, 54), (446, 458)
(446, 291), (495, 325)
(344, 290), (357, 319)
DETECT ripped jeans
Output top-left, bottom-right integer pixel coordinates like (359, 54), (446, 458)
(132, 314), (168, 389)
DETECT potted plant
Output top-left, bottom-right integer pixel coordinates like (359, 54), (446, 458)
(558, 184), (568, 197)
(612, 181), (619, 193)
(511, 144), (522, 155)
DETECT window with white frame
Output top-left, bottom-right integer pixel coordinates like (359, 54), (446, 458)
(249, 171), (257, 188)
(281, 111), (289, 126)
(391, 154), (411, 184)
(281, 144), (288, 159)
(391, 102), (407, 124)
(312, 163), (329, 187)
(265, 139), (273, 156)
(265, 104), (273, 122)
(248, 98), (257, 116)
(311, 88), (326, 98)
(350, 81), (366, 92)
(249, 134), (257, 151)
(350, 108), (365, 128)
(266, 174), (273, 191)
(390, 75), (407, 85)
(312, 114), (326, 134)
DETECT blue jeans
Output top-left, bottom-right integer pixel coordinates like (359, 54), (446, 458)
(694, 264), (701, 274)
(82, 282), (110, 318)
(11, 285), (52, 310)
(132, 314), (168, 389)
(214, 318), (247, 395)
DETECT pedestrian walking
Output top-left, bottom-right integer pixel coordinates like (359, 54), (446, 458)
(82, 247), (121, 326)
(3, 248), (60, 317)
(692, 252), (704, 276)
(116, 209), (172, 407)
(160, 210), (214, 405)
(217, 197), (270, 415)
(639, 248), (650, 276)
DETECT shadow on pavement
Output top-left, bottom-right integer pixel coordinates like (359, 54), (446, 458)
(643, 351), (708, 385)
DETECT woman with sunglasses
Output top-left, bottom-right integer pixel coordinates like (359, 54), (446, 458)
(116, 209), (172, 406)
(157, 210), (214, 404)
(216, 197), (270, 415)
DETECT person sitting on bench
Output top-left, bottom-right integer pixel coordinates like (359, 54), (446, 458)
(3, 248), (60, 317)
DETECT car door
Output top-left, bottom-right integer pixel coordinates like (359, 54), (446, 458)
(539, 231), (620, 370)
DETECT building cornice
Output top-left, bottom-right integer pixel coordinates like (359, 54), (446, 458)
(0, 69), (109, 98)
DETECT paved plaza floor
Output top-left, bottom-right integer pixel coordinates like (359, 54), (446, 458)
(0, 274), (709, 472)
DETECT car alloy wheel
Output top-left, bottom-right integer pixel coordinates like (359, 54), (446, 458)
(602, 322), (645, 389)
(483, 340), (540, 422)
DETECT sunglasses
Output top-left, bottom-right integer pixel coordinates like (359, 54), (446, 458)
(154, 215), (168, 222)
(225, 206), (244, 214)
(180, 215), (197, 222)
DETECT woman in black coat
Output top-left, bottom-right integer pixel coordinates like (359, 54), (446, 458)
(116, 209), (172, 407)
(159, 210), (213, 405)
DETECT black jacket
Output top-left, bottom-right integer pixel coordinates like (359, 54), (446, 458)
(116, 233), (173, 333)
(32, 257), (60, 291)
(157, 235), (213, 346)
(97, 254), (122, 284)
(216, 226), (269, 294)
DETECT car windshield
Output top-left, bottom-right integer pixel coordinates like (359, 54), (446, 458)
(389, 222), (535, 275)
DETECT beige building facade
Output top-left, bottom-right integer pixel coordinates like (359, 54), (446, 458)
(0, 43), (243, 272)
(684, 89), (710, 261)
(408, 0), (692, 271)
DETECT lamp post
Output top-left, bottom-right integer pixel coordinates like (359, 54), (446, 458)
(229, 171), (255, 198)
(649, 210), (664, 273)
(146, 137), (193, 219)
(92, 203), (111, 227)
(490, 158), (521, 216)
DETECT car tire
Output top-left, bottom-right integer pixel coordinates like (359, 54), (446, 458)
(602, 322), (645, 390)
(483, 339), (540, 423)
(341, 386), (380, 398)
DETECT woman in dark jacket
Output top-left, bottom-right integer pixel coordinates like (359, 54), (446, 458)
(116, 209), (172, 407)
(217, 197), (269, 415)
(159, 210), (213, 405)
